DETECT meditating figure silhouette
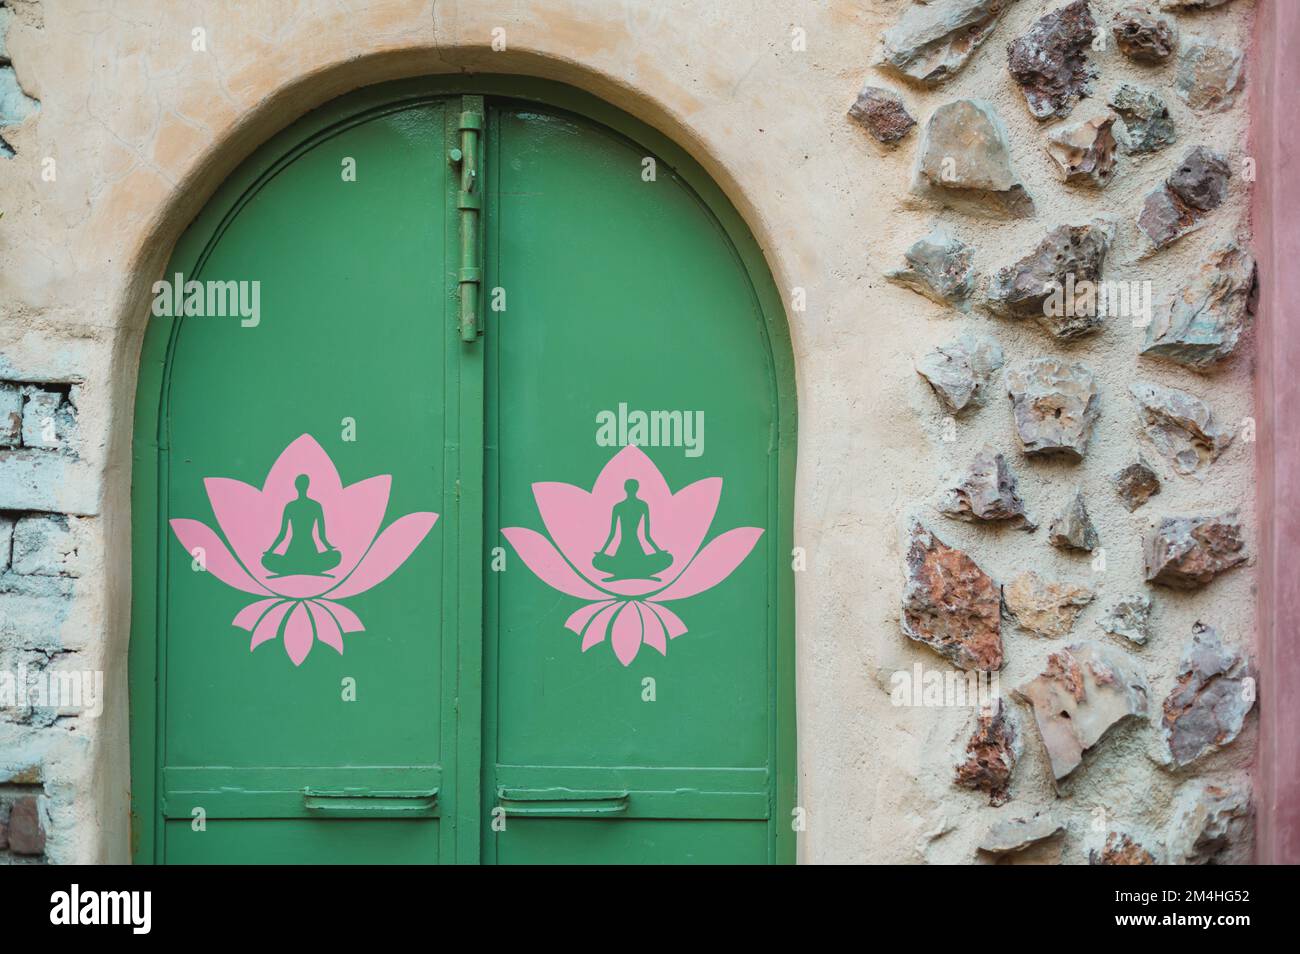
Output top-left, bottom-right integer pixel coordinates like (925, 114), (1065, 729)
(261, 474), (342, 578)
(592, 478), (673, 582)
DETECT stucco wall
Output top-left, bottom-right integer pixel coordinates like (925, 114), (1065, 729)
(0, 0), (1258, 863)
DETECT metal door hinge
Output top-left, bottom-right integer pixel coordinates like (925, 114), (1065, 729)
(450, 98), (484, 343)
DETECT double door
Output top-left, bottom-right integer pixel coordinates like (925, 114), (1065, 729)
(131, 82), (794, 864)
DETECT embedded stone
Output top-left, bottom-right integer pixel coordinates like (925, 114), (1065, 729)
(1013, 641), (1149, 782)
(1111, 5), (1177, 64)
(954, 697), (1020, 806)
(848, 85), (916, 144)
(1090, 831), (1157, 865)
(1169, 147), (1232, 211)
(887, 228), (977, 309)
(939, 445), (1035, 530)
(1097, 594), (1152, 646)
(1113, 457), (1161, 511)
(985, 221), (1115, 338)
(1165, 775), (1252, 865)
(879, 0), (1017, 87)
(1175, 37), (1245, 113)
(1109, 84), (1176, 154)
(1144, 512), (1247, 589)
(1142, 243), (1256, 370)
(1003, 571), (1093, 637)
(915, 332), (1004, 414)
(979, 813), (1065, 854)
(1048, 489), (1098, 551)
(7, 796), (45, 856)
(1131, 380), (1233, 475)
(1159, 0), (1235, 7)
(1138, 147), (1230, 250)
(1006, 0), (1097, 121)
(912, 99), (1034, 217)
(1005, 358), (1100, 460)
(1045, 113), (1118, 187)
(1162, 622), (1253, 767)
(901, 523), (1003, 671)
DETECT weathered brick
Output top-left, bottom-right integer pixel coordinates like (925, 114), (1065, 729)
(12, 514), (81, 577)
(0, 453), (101, 514)
(7, 796), (45, 855)
(20, 389), (76, 452)
(0, 384), (21, 447)
(0, 513), (12, 572)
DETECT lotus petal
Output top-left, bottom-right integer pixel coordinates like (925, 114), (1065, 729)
(325, 512), (438, 599)
(500, 527), (607, 600)
(169, 519), (273, 596)
(653, 527), (764, 602)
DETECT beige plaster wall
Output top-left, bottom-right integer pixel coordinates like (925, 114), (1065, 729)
(0, 0), (1258, 863)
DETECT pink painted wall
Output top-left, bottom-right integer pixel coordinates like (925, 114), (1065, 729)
(1251, 0), (1300, 865)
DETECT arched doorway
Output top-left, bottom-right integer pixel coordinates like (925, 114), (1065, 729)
(129, 76), (796, 864)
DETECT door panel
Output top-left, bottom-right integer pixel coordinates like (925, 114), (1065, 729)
(155, 102), (454, 863)
(483, 104), (780, 863)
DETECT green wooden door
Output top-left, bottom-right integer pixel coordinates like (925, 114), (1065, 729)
(483, 102), (788, 863)
(131, 78), (795, 866)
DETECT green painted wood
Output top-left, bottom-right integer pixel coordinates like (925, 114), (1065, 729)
(131, 76), (796, 866)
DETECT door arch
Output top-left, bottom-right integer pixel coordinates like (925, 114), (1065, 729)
(130, 76), (797, 864)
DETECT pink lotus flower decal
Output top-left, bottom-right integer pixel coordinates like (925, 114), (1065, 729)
(501, 446), (763, 666)
(169, 434), (438, 666)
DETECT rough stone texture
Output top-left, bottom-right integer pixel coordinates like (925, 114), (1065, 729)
(1144, 512), (1247, 589)
(847, 84), (916, 144)
(879, 0), (1016, 86)
(1090, 831), (1157, 864)
(915, 333), (1003, 415)
(1142, 243), (1256, 370)
(1175, 36), (1245, 113)
(1045, 113), (1118, 187)
(1109, 84), (1176, 154)
(10, 514), (82, 577)
(887, 228), (977, 310)
(901, 523), (1003, 671)
(1006, 0), (1097, 121)
(7, 796), (45, 856)
(1165, 775), (1252, 865)
(0, 383), (21, 446)
(1014, 641), (1148, 782)
(1138, 147), (1231, 250)
(985, 221), (1115, 338)
(1111, 6), (1177, 64)
(1005, 358), (1100, 460)
(978, 813), (1065, 854)
(1161, 622), (1253, 767)
(1131, 380), (1233, 475)
(954, 698), (1019, 806)
(1159, 0), (1235, 8)
(912, 99), (1033, 217)
(1113, 457), (1161, 511)
(1003, 570), (1093, 637)
(1048, 489), (1098, 551)
(939, 446), (1035, 530)
(1097, 594), (1153, 646)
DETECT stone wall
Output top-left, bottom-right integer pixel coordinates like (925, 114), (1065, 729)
(0, 0), (1261, 863)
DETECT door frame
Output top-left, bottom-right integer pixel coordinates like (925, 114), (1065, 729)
(129, 74), (798, 864)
